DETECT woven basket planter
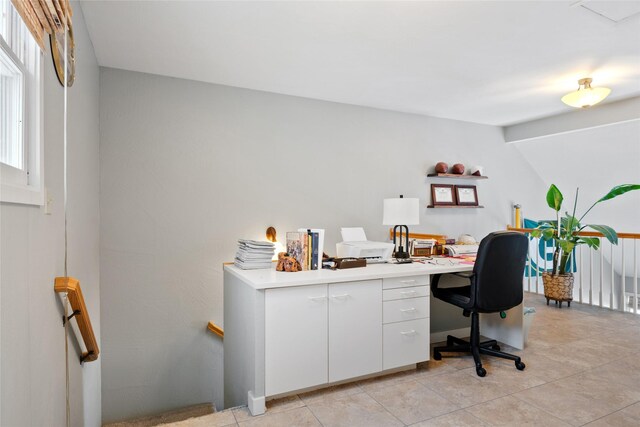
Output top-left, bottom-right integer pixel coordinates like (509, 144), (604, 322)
(542, 272), (574, 307)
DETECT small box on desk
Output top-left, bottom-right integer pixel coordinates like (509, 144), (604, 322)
(410, 238), (436, 257)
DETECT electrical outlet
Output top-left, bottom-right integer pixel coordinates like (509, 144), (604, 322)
(44, 187), (53, 215)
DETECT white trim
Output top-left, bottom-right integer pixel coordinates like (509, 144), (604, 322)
(247, 391), (265, 416)
(506, 117), (640, 144)
(0, 47), (43, 206)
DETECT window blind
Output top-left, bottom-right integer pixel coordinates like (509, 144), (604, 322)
(10, 0), (72, 50)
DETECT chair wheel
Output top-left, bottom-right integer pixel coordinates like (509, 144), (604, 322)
(515, 361), (526, 371)
(491, 344), (501, 351)
(433, 351), (442, 361)
(476, 367), (486, 377)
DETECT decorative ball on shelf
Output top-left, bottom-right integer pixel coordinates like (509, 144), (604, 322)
(470, 165), (484, 176)
(435, 162), (448, 173)
(451, 163), (465, 175)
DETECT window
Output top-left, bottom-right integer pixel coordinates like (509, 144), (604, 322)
(0, 0), (43, 205)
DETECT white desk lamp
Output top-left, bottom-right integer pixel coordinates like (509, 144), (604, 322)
(383, 195), (419, 260)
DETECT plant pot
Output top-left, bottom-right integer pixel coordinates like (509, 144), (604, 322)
(542, 272), (574, 308)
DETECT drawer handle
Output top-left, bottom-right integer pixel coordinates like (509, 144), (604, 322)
(400, 307), (417, 313)
(400, 279), (417, 284)
(400, 329), (417, 336)
(308, 295), (327, 301)
(400, 290), (417, 296)
(331, 294), (350, 299)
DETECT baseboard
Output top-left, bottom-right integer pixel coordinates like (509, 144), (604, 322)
(248, 391), (265, 416)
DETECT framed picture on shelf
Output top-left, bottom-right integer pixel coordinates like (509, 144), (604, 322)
(455, 185), (479, 206)
(431, 184), (456, 206)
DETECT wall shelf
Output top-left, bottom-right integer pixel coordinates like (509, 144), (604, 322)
(427, 205), (484, 209)
(426, 173), (488, 180)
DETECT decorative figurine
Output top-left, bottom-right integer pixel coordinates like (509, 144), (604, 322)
(451, 163), (465, 175)
(276, 252), (301, 272)
(435, 162), (448, 173)
(470, 165), (484, 176)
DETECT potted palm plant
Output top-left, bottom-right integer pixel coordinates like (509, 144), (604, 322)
(532, 184), (639, 307)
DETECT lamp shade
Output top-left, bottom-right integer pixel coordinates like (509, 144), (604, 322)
(561, 78), (610, 108)
(383, 197), (419, 225)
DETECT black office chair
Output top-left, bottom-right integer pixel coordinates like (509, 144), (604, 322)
(432, 231), (528, 377)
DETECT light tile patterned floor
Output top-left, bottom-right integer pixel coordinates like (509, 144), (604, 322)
(165, 293), (640, 427)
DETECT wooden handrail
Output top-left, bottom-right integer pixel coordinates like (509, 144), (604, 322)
(388, 229), (447, 243)
(54, 277), (99, 363)
(207, 321), (224, 338)
(507, 226), (640, 240)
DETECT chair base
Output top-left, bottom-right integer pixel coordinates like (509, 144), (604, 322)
(433, 312), (525, 377)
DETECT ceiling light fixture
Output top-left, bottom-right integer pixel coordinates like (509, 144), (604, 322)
(561, 78), (611, 108)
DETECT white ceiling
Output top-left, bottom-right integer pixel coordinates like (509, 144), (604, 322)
(80, 1), (640, 126)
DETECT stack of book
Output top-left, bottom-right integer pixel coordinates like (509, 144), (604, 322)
(287, 229), (323, 271)
(234, 239), (275, 270)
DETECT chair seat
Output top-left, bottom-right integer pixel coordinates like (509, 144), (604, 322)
(432, 285), (471, 309)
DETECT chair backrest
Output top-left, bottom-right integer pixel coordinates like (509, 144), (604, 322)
(472, 231), (528, 312)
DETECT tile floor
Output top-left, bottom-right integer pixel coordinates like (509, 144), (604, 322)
(167, 293), (640, 427)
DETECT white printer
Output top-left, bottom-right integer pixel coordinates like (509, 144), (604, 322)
(336, 227), (394, 263)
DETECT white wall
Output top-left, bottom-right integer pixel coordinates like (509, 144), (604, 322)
(513, 120), (640, 232)
(514, 120), (640, 278)
(0, 3), (101, 426)
(99, 67), (548, 421)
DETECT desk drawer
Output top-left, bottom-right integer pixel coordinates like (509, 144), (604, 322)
(383, 318), (430, 369)
(383, 285), (429, 301)
(383, 296), (429, 324)
(383, 275), (429, 290)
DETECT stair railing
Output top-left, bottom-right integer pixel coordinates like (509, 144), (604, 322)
(54, 277), (99, 363)
(508, 226), (640, 313)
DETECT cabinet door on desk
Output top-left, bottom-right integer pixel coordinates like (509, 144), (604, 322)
(383, 318), (430, 370)
(328, 280), (382, 382)
(265, 284), (328, 396)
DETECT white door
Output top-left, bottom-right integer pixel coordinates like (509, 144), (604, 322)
(265, 284), (328, 396)
(328, 280), (382, 382)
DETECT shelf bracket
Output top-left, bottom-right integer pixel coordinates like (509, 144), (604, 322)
(62, 310), (81, 326)
(80, 351), (95, 364)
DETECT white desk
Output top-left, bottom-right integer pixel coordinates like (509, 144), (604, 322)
(223, 262), (523, 415)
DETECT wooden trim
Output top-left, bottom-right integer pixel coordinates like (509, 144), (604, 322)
(207, 322), (224, 339)
(54, 277), (99, 362)
(427, 173), (488, 180)
(389, 229), (447, 244)
(506, 226), (640, 240)
(427, 205), (484, 209)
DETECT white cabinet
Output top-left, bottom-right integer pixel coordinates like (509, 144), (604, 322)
(328, 280), (382, 382)
(381, 276), (431, 370)
(265, 284), (328, 396)
(383, 285), (429, 301)
(383, 318), (430, 370)
(225, 263), (521, 416)
(382, 275), (429, 290)
(265, 280), (382, 394)
(383, 296), (430, 324)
